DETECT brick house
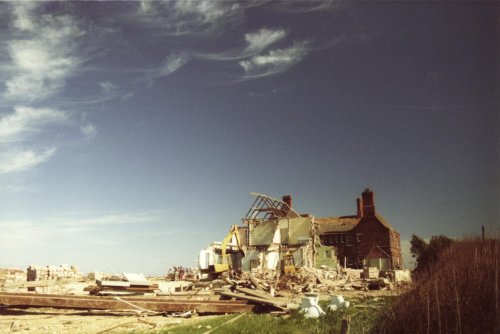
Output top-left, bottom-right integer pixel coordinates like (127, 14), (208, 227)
(316, 188), (403, 270)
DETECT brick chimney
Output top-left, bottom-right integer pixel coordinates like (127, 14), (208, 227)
(361, 188), (375, 217)
(356, 197), (363, 218)
(282, 195), (293, 209)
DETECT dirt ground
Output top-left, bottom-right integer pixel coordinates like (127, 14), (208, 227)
(0, 289), (398, 334)
(0, 307), (221, 334)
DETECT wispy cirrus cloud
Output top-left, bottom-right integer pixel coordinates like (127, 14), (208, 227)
(0, 211), (162, 248)
(137, 0), (258, 36)
(0, 106), (96, 175)
(244, 28), (287, 54)
(196, 28), (287, 61)
(99, 81), (117, 95)
(143, 53), (189, 80)
(51, 211), (161, 227)
(0, 106), (67, 144)
(0, 148), (56, 175)
(272, 0), (339, 13)
(0, 106), (65, 175)
(80, 122), (97, 139)
(126, 2), (318, 83)
(3, 2), (84, 101)
(239, 41), (310, 79)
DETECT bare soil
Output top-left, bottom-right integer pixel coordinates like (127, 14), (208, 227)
(0, 308), (220, 334)
(0, 289), (399, 334)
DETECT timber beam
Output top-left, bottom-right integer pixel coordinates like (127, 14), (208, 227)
(0, 292), (253, 314)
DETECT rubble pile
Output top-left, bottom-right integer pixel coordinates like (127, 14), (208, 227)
(87, 271), (123, 281)
(27, 264), (83, 282)
(85, 273), (159, 295)
(0, 268), (26, 287)
(211, 266), (411, 312)
(193, 266), (408, 315)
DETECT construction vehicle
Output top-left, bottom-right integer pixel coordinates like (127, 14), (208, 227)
(208, 225), (245, 276)
(281, 253), (296, 274)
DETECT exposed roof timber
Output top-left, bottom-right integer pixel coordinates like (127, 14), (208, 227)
(244, 193), (300, 220)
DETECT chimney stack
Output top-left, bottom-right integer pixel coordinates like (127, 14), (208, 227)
(356, 198), (363, 218)
(282, 195), (293, 209)
(361, 188), (375, 217)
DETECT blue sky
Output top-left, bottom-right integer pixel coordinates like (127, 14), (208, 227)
(0, 1), (497, 274)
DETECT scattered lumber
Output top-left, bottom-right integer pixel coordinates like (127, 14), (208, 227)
(0, 292), (254, 314)
(216, 289), (295, 311)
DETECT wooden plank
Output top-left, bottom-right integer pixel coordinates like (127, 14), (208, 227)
(248, 274), (264, 291)
(235, 287), (289, 304)
(3, 279), (79, 289)
(97, 280), (130, 287)
(0, 292), (253, 314)
(217, 290), (288, 311)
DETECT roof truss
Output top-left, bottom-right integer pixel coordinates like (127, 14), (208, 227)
(244, 193), (300, 221)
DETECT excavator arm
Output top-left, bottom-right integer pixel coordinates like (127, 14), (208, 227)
(213, 225), (245, 274)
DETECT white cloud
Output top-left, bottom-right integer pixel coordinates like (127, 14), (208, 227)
(244, 28), (287, 54)
(11, 1), (37, 31)
(99, 81), (117, 94)
(170, 0), (243, 35)
(196, 28), (286, 61)
(274, 0), (339, 13)
(80, 122), (97, 139)
(239, 41), (310, 79)
(0, 106), (94, 175)
(142, 53), (188, 81)
(157, 54), (188, 77)
(4, 3), (84, 101)
(173, 0), (238, 22)
(54, 212), (160, 227)
(0, 211), (161, 248)
(0, 106), (67, 144)
(136, 0), (263, 36)
(0, 148), (56, 175)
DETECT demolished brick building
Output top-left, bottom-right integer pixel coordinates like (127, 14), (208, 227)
(316, 188), (403, 270)
(199, 188), (403, 275)
(240, 193), (334, 272)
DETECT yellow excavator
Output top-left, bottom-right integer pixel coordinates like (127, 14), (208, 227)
(210, 225), (245, 275)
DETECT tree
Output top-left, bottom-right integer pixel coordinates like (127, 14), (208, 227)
(410, 234), (428, 260)
(410, 234), (454, 272)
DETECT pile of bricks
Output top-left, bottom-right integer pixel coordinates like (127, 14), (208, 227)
(27, 264), (82, 282)
(0, 268), (26, 287)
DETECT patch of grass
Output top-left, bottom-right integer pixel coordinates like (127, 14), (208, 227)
(140, 296), (388, 334)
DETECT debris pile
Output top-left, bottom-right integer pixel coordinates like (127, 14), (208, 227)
(85, 272), (159, 295)
(0, 259), (410, 318)
(207, 266), (411, 312)
(0, 268), (26, 287)
(27, 264), (82, 282)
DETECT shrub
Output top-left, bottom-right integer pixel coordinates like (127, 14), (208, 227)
(375, 237), (500, 334)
